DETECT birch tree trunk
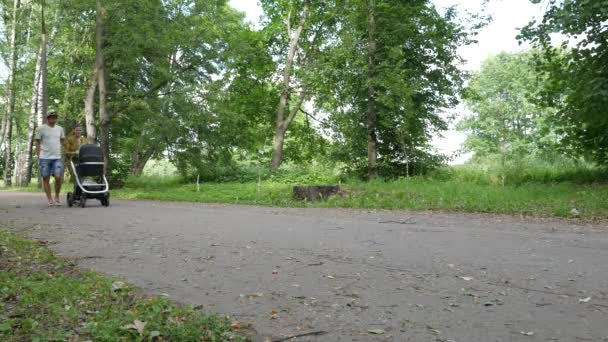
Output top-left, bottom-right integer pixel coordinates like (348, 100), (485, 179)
(96, 0), (110, 174)
(84, 68), (98, 144)
(270, 1), (310, 172)
(12, 121), (22, 185)
(21, 48), (42, 186)
(2, 0), (21, 186)
(20, 5), (46, 187)
(366, 0), (378, 180)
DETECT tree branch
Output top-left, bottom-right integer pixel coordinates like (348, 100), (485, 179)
(286, 92), (306, 127)
(299, 106), (323, 123)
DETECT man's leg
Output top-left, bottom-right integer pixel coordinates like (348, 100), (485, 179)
(39, 160), (53, 205)
(43, 177), (53, 204)
(53, 159), (64, 204)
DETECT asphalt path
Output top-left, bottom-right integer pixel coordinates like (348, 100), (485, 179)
(1, 191), (607, 341)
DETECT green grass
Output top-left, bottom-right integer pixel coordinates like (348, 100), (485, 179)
(0, 230), (248, 341)
(108, 170), (608, 219)
(4, 165), (608, 219)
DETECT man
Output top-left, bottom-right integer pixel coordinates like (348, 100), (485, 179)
(35, 112), (65, 206)
(64, 125), (87, 183)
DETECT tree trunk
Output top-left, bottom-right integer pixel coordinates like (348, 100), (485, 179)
(270, 1), (310, 172)
(84, 67), (98, 144)
(130, 148), (154, 177)
(38, 4), (48, 124)
(3, 0), (22, 187)
(12, 121), (22, 185)
(96, 0), (110, 174)
(20, 6), (45, 187)
(366, 0), (378, 180)
(271, 94), (306, 172)
(271, 125), (287, 171)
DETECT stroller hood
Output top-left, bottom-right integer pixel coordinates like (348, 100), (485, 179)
(79, 144), (104, 163)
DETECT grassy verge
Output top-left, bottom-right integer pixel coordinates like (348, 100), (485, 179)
(107, 174), (608, 219)
(0, 230), (247, 341)
(4, 166), (608, 219)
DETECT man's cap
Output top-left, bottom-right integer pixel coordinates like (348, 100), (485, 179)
(46, 111), (58, 118)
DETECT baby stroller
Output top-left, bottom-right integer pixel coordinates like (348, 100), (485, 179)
(66, 144), (110, 208)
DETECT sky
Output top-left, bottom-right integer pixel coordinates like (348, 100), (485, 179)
(229, 0), (545, 164)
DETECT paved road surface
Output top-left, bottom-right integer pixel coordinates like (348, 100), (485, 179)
(1, 192), (607, 341)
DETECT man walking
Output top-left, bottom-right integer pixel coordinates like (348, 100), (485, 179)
(35, 112), (65, 206)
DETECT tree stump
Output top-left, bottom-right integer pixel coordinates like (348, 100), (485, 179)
(293, 185), (341, 201)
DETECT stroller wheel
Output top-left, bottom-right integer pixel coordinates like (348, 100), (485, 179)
(101, 193), (110, 207)
(67, 193), (74, 207)
(80, 197), (87, 208)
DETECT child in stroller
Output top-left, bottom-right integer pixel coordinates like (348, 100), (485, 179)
(67, 144), (110, 208)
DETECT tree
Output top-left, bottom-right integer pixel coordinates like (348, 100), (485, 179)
(316, 0), (471, 178)
(261, 0), (333, 171)
(169, 5), (279, 178)
(459, 51), (560, 165)
(16, 1), (48, 186)
(1, 0), (21, 186)
(519, 0), (608, 162)
(95, 0), (109, 173)
(79, 0), (107, 171)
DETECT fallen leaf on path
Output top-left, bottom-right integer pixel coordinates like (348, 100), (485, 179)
(326, 275), (335, 279)
(230, 321), (253, 331)
(240, 292), (263, 299)
(579, 297), (591, 303)
(271, 309), (279, 320)
(111, 281), (127, 292)
(460, 276), (474, 281)
(122, 320), (146, 336)
(368, 329), (385, 335)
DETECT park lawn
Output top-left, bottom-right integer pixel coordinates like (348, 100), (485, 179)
(0, 230), (248, 341)
(4, 169), (608, 219)
(110, 176), (608, 219)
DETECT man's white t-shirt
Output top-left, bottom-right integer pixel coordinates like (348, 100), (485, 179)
(35, 124), (65, 159)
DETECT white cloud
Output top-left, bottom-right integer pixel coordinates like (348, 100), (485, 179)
(229, 0), (264, 28)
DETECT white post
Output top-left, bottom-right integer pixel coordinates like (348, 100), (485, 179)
(196, 174), (200, 192)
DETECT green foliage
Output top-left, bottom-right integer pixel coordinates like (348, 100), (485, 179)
(519, 0), (608, 162)
(0, 230), (245, 341)
(459, 51), (561, 164)
(114, 165), (608, 219)
(433, 162), (608, 186)
(315, 0), (475, 177)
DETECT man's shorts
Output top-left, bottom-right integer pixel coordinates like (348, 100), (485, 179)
(39, 159), (64, 178)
